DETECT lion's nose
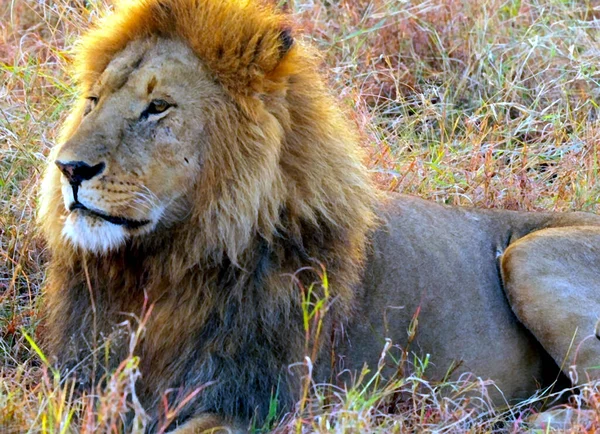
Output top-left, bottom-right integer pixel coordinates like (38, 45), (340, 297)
(55, 160), (105, 185)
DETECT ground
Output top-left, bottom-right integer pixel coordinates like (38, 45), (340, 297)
(2, 0), (600, 432)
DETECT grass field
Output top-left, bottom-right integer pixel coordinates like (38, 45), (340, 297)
(2, 0), (600, 432)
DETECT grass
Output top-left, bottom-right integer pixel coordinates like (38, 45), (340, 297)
(2, 0), (600, 431)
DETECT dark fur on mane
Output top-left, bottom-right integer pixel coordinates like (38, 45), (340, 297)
(44, 210), (353, 427)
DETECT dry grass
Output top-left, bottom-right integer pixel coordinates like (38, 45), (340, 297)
(1, 0), (600, 432)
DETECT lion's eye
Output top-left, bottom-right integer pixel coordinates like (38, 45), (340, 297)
(140, 99), (172, 120)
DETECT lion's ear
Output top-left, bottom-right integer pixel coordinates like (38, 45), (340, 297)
(279, 28), (294, 58)
(205, 22), (298, 97)
(176, 3), (298, 97)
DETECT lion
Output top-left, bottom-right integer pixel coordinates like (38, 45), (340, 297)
(38, 0), (600, 432)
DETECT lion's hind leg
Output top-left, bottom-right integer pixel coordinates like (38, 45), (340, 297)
(501, 226), (600, 384)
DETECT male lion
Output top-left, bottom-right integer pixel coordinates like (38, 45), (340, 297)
(39, 0), (600, 432)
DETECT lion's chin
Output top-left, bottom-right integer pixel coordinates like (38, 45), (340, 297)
(62, 212), (128, 254)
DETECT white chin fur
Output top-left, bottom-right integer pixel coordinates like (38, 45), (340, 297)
(62, 213), (128, 254)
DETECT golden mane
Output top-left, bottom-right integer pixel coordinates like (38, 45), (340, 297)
(39, 0), (376, 427)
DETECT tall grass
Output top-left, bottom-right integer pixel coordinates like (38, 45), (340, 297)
(2, 0), (600, 431)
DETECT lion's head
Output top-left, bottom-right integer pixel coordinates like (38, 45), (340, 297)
(39, 0), (374, 268)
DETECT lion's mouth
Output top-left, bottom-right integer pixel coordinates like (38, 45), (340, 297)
(69, 202), (150, 229)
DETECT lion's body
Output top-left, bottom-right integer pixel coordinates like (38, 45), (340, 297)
(38, 0), (600, 431)
(347, 195), (600, 401)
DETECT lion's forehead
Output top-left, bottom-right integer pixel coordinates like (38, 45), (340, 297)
(97, 38), (204, 96)
(98, 39), (147, 91)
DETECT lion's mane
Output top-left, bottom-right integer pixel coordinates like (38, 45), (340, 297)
(39, 0), (376, 426)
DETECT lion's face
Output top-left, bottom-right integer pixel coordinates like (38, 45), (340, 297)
(49, 38), (223, 253)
